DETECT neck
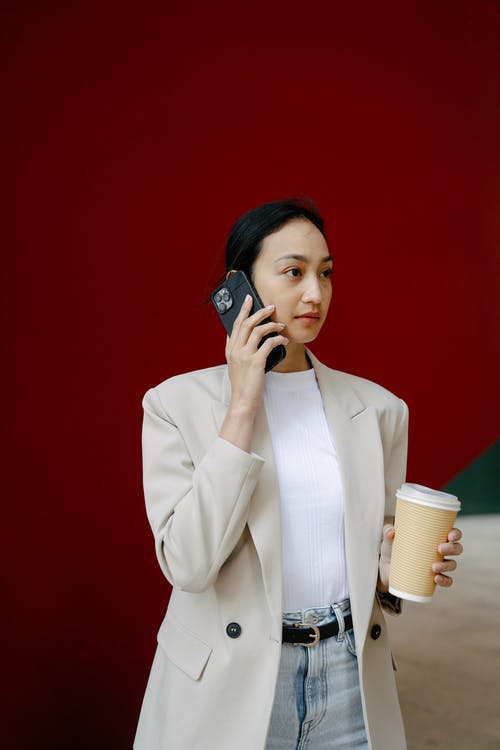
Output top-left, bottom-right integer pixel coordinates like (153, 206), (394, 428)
(272, 343), (311, 373)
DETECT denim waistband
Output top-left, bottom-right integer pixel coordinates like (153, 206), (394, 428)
(282, 598), (351, 628)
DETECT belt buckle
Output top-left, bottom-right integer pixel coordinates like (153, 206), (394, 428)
(292, 621), (320, 647)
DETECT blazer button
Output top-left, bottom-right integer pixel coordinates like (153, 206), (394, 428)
(371, 624), (382, 640)
(226, 622), (242, 639)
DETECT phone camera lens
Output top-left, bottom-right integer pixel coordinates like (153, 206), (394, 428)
(215, 288), (232, 313)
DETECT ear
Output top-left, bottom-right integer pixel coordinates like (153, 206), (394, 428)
(225, 269), (237, 280)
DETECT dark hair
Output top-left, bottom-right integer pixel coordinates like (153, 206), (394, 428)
(225, 197), (326, 279)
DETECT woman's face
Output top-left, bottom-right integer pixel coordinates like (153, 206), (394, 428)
(252, 218), (333, 346)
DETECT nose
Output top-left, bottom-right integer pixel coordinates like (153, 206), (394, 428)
(301, 276), (322, 304)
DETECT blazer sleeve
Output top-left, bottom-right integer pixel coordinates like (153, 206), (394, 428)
(142, 387), (265, 593)
(379, 397), (409, 616)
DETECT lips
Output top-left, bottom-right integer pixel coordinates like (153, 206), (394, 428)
(295, 313), (320, 319)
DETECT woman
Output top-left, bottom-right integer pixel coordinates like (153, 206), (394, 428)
(134, 198), (463, 750)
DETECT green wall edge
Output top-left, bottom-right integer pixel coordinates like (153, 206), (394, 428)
(442, 439), (499, 515)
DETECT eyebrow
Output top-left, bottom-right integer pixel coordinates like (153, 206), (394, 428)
(274, 254), (333, 264)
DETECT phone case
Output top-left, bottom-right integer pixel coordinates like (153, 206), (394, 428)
(211, 271), (286, 372)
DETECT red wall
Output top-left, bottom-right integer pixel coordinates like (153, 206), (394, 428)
(3, 2), (499, 747)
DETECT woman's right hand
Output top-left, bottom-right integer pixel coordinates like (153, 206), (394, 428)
(220, 295), (288, 451)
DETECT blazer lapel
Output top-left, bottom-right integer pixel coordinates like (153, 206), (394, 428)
(211, 368), (283, 642)
(308, 351), (385, 653)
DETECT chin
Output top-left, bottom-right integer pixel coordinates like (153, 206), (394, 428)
(289, 332), (321, 346)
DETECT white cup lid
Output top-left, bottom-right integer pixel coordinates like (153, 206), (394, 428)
(396, 483), (461, 511)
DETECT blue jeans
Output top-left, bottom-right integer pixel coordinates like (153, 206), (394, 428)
(265, 600), (368, 750)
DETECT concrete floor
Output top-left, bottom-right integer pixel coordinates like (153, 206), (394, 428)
(386, 514), (500, 750)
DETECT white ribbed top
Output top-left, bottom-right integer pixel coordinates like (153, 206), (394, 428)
(264, 368), (348, 612)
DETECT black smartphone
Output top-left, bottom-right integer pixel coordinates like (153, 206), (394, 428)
(211, 271), (286, 372)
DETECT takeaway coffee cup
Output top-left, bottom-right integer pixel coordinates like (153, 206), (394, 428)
(389, 483), (461, 603)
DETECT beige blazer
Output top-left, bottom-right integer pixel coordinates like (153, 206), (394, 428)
(134, 351), (408, 750)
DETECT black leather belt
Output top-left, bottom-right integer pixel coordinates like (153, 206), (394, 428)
(282, 614), (353, 647)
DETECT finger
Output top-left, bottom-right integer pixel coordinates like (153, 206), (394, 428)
(448, 528), (462, 542)
(233, 303), (275, 345)
(245, 304), (277, 327)
(379, 525), (395, 565)
(231, 295), (257, 334)
(382, 524), (395, 543)
(434, 573), (453, 587)
(227, 296), (254, 349)
(432, 559), (457, 574)
(438, 541), (463, 556)
(247, 321), (286, 347)
(255, 334), (289, 363)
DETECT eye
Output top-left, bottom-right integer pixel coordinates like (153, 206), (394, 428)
(285, 267), (301, 277)
(321, 268), (333, 279)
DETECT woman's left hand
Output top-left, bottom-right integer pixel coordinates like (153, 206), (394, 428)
(377, 525), (464, 592)
(432, 528), (463, 587)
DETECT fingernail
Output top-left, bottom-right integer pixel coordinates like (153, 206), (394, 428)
(245, 294), (252, 302)
(266, 304), (275, 310)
